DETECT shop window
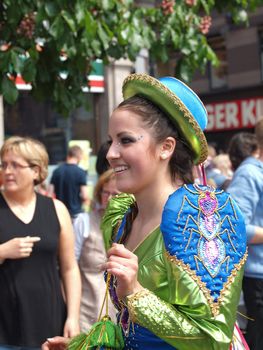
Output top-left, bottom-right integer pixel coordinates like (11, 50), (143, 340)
(208, 36), (228, 89)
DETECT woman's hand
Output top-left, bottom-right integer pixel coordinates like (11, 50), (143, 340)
(42, 337), (69, 350)
(63, 317), (80, 338)
(0, 236), (41, 260)
(103, 243), (143, 299)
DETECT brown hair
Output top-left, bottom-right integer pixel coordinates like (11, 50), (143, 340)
(67, 145), (83, 159)
(228, 132), (258, 170)
(117, 96), (194, 183)
(93, 169), (115, 205)
(0, 136), (49, 185)
(255, 118), (263, 149)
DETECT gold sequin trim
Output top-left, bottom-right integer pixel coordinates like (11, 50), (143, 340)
(126, 288), (151, 323)
(122, 73), (208, 164)
(126, 288), (205, 340)
(163, 335), (204, 340)
(165, 250), (248, 317)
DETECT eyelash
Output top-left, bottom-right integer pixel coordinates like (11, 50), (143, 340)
(107, 137), (136, 146)
(120, 137), (135, 144)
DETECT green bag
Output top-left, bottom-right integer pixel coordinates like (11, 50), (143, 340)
(68, 274), (124, 350)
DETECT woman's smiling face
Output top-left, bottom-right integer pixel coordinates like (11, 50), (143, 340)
(107, 108), (162, 195)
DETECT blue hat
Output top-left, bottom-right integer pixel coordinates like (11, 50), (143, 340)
(122, 74), (208, 164)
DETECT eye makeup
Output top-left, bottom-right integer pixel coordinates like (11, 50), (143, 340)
(107, 134), (143, 148)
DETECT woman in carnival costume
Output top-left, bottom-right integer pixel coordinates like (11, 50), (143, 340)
(43, 74), (247, 350)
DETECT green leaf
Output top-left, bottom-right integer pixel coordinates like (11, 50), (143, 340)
(61, 10), (77, 35)
(45, 2), (59, 17)
(49, 16), (64, 38)
(153, 44), (168, 62)
(119, 26), (130, 44)
(160, 28), (170, 44)
(2, 76), (19, 104)
(28, 47), (40, 61)
(5, 4), (21, 25)
(66, 43), (77, 58)
(97, 23), (110, 50)
(101, 0), (115, 11)
(187, 38), (198, 50)
(200, 0), (212, 14)
(84, 11), (97, 37)
(177, 60), (192, 82)
(75, 0), (86, 24)
(10, 50), (23, 73)
(22, 59), (36, 82)
(130, 31), (144, 52)
(0, 51), (11, 72)
(107, 44), (123, 59)
(171, 30), (180, 47)
(91, 40), (102, 56)
(181, 46), (191, 55)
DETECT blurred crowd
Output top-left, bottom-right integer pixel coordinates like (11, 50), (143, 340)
(204, 131), (258, 191)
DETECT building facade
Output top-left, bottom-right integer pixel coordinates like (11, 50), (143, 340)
(190, 7), (263, 152)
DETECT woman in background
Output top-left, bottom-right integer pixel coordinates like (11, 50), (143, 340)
(0, 136), (81, 349)
(79, 169), (118, 331)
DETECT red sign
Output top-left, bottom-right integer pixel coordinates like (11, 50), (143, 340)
(205, 97), (263, 132)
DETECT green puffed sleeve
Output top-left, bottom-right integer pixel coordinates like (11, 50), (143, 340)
(101, 193), (135, 250)
(125, 250), (245, 350)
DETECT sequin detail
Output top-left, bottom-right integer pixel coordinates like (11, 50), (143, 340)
(126, 289), (205, 341)
(199, 236), (226, 277)
(161, 183), (247, 311)
(197, 190), (226, 277)
(166, 250), (247, 316)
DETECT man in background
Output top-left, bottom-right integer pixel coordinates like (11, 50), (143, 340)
(227, 118), (263, 350)
(50, 145), (89, 260)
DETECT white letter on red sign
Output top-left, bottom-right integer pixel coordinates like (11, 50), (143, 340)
(225, 103), (239, 129)
(242, 100), (256, 127)
(215, 104), (225, 129)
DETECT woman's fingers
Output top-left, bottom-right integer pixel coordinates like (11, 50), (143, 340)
(22, 236), (41, 245)
(105, 260), (128, 271)
(21, 247), (33, 254)
(41, 337), (68, 350)
(103, 243), (141, 298)
(107, 243), (132, 258)
(103, 243), (138, 272)
(107, 258), (137, 275)
(20, 236), (41, 249)
(18, 236), (40, 257)
(28, 236), (41, 243)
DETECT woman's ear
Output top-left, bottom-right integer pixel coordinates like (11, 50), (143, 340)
(160, 137), (176, 160)
(32, 165), (40, 182)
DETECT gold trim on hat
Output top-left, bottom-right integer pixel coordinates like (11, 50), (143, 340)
(122, 74), (208, 164)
